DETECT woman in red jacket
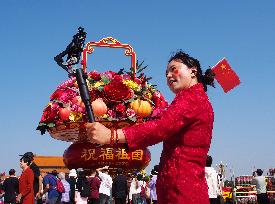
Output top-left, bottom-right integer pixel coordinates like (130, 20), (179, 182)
(16, 156), (34, 204)
(86, 51), (215, 204)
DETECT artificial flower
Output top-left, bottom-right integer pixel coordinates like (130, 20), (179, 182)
(123, 80), (140, 91)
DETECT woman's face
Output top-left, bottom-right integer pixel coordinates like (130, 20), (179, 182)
(19, 159), (27, 170)
(166, 60), (196, 93)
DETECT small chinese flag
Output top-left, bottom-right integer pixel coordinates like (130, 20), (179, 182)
(212, 58), (240, 93)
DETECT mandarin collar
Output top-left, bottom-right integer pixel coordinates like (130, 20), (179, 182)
(175, 83), (204, 97)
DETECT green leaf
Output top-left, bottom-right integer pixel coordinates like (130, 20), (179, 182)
(128, 117), (137, 122)
(101, 76), (110, 84)
(47, 123), (56, 128)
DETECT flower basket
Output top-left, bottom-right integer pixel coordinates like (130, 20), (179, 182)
(37, 37), (167, 142)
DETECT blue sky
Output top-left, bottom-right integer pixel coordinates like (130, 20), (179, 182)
(1, 1), (275, 178)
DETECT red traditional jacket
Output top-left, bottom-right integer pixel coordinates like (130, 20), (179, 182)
(123, 83), (214, 204)
(19, 167), (34, 204)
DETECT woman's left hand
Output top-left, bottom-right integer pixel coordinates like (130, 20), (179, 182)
(86, 122), (111, 145)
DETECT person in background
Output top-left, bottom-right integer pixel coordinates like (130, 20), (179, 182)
(3, 169), (19, 204)
(67, 169), (77, 204)
(43, 170), (60, 204)
(129, 173), (141, 204)
(88, 169), (101, 204)
(86, 50), (215, 204)
(96, 166), (112, 204)
(252, 169), (268, 204)
(0, 173), (5, 203)
(205, 155), (219, 204)
(19, 152), (43, 204)
(16, 156), (34, 204)
(149, 166), (158, 204)
(112, 168), (128, 204)
(58, 172), (70, 204)
(75, 170), (88, 204)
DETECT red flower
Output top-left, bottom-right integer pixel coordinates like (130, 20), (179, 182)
(88, 71), (101, 81)
(103, 80), (133, 103)
(152, 91), (168, 108)
(90, 89), (101, 100)
(115, 104), (127, 113)
(40, 103), (59, 123)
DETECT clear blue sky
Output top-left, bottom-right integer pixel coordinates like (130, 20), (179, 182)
(1, 1), (275, 178)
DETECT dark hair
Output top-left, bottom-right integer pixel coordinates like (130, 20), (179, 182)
(206, 155), (213, 167)
(51, 170), (58, 176)
(20, 156), (32, 166)
(117, 168), (123, 174)
(9, 169), (16, 176)
(256, 169), (263, 176)
(168, 50), (215, 92)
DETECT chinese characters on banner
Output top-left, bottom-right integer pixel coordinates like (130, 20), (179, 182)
(81, 148), (144, 167)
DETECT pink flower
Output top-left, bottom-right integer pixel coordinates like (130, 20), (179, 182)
(102, 71), (117, 80)
(58, 78), (76, 89)
(126, 108), (136, 117)
(107, 110), (116, 118)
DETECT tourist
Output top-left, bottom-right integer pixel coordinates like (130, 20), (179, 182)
(19, 152), (43, 204)
(58, 172), (70, 204)
(43, 170), (61, 204)
(88, 169), (101, 204)
(67, 169), (77, 204)
(149, 166), (158, 204)
(16, 156), (34, 204)
(112, 168), (128, 204)
(252, 169), (268, 204)
(2, 169), (19, 204)
(96, 166), (112, 204)
(205, 155), (219, 204)
(86, 50), (215, 203)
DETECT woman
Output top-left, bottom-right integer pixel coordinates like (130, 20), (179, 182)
(86, 51), (215, 204)
(58, 172), (71, 204)
(16, 156), (34, 204)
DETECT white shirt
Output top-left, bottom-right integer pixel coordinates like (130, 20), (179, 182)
(252, 176), (267, 194)
(205, 167), (219, 198)
(98, 172), (112, 196)
(129, 178), (143, 200)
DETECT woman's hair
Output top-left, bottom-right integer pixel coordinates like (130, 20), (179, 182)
(168, 50), (215, 92)
(20, 156), (32, 166)
(206, 155), (213, 167)
(256, 169), (263, 176)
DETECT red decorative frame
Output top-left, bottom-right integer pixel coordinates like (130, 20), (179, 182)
(82, 37), (137, 78)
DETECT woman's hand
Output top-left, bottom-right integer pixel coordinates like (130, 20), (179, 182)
(86, 122), (111, 145)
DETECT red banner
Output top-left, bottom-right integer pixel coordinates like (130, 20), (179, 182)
(63, 142), (151, 171)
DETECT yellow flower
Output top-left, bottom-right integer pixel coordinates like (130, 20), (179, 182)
(69, 112), (83, 122)
(94, 81), (105, 88)
(123, 80), (140, 91)
(101, 114), (108, 119)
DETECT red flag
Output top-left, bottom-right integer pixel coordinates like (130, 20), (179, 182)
(212, 58), (240, 93)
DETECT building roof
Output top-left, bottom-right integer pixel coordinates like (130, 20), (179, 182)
(33, 156), (69, 174)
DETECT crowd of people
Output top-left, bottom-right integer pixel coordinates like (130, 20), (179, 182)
(0, 151), (159, 204)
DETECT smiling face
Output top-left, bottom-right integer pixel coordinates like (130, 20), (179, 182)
(166, 60), (198, 93)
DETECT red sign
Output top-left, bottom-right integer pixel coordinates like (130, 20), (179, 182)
(63, 142), (151, 171)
